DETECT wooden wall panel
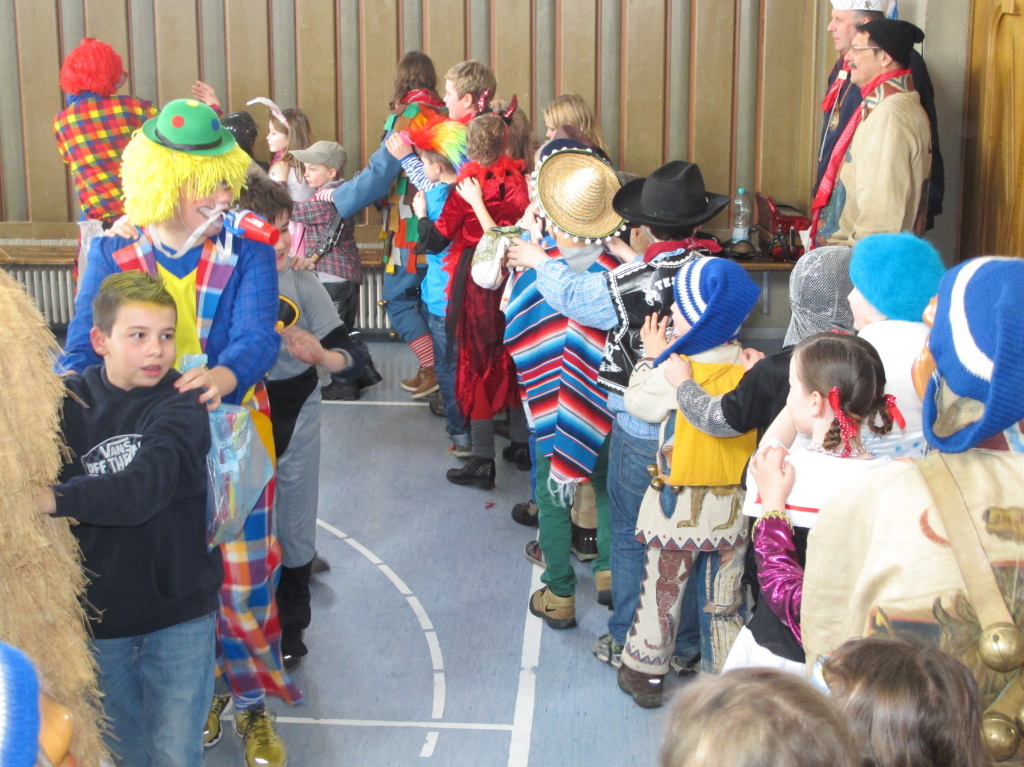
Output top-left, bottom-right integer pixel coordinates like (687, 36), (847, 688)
(294, 0), (338, 143)
(358, 1), (399, 165)
(224, 0), (271, 126)
(555, 0), (598, 106)
(689, 0), (736, 227)
(15, 0), (68, 222)
(755, 0), (818, 212)
(490, 2), (533, 121)
(423, 0), (468, 82)
(620, 0), (666, 175)
(83, 1), (130, 82)
(153, 0), (199, 104)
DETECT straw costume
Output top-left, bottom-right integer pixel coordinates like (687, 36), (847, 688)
(59, 100), (300, 712)
(0, 269), (105, 766)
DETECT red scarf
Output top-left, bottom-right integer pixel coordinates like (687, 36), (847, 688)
(821, 61), (851, 113)
(810, 68), (911, 244)
(401, 88), (444, 108)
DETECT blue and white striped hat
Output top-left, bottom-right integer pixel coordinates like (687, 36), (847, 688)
(655, 256), (760, 364)
(924, 257), (1024, 453)
(0, 643), (39, 767)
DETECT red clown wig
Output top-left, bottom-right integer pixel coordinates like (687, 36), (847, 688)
(59, 38), (126, 96)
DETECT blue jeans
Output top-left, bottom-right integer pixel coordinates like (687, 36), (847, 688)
(93, 612), (216, 767)
(606, 421), (701, 657)
(427, 312), (468, 441)
(383, 265), (430, 344)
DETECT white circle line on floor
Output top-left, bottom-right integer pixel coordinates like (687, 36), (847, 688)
(316, 518), (446, 721)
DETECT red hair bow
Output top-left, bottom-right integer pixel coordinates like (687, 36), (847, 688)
(828, 387), (859, 458)
(884, 394), (906, 430)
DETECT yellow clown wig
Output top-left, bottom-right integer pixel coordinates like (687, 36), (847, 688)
(120, 131), (251, 227)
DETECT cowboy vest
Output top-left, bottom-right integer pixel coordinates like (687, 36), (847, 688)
(597, 246), (704, 393)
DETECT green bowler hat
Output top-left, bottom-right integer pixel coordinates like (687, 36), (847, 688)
(142, 98), (237, 156)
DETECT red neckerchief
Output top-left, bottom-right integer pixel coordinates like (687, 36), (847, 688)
(642, 238), (722, 264)
(821, 61), (851, 113)
(401, 88), (444, 109)
(810, 67), (911, 244)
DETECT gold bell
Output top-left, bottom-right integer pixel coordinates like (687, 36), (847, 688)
(978, 623), (1024, 672)
(646, 464), (659, 478)
(650, 478), (665, 491)
(982, 712), (1021, 762)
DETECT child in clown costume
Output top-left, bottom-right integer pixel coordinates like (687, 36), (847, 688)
(59, 99), (297, 767)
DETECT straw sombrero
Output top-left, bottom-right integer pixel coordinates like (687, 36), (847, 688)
(533, 141), (624, 242)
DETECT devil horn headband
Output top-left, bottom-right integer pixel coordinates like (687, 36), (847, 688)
(475, 88), (493, 116)
(500, 95), (519, 124)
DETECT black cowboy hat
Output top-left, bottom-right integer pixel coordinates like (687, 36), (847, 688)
(612, 160), (729, 228)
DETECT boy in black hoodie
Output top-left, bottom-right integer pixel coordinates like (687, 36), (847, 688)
(35, 271), (223, 767)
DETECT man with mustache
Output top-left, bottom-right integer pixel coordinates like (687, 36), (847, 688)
(811, 17), (932, 248)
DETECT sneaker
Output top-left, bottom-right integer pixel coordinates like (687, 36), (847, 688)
(529, 586), (577, 630)
(570, 524), (598, 561)
(669, 651), (701, 677)
(595, 569), (612, 609)
(402, 366), (440, 399)
(451, 442), (473, 459)
(617, 664), (665, 708)
(524, 540), (546, 568)
(203, 694), (231, 747)
(592, 633), (624, 669)
(501, 442), (531, 471)
(321, 379), (360, 401)
(445, 457), (495, 488)
(511, 499), (539, 527)
(234, 705), (288, 767)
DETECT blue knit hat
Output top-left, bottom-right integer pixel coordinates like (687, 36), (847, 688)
(655, 256), (760, 364)
(0, 643), (40, 767)
(924, 257), (1024, 453)
(849, 234), (945, 322)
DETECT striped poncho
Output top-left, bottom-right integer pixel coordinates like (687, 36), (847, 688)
(504, 246), (619, 486)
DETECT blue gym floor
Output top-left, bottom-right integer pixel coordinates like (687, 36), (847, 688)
(200, 338), (670, 767)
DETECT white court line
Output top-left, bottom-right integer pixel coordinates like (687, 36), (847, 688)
(508, 566), (544, 767)
(315, 519), (446, 723)
(272, 716), (512, 731)
(420, 731), (440, 757)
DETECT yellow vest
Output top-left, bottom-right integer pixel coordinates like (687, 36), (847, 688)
(667, 360), (756, 487)
(156, 264), (201, 369)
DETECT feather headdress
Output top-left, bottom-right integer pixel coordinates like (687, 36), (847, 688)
(404, 115), (468, 171)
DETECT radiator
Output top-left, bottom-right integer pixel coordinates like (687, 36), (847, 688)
(357, 269), (392, 333)
(4, 264), (76, 326)
(2, 263), (393, 333)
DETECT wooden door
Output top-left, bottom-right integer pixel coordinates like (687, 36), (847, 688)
(960, 0), (1024, 261)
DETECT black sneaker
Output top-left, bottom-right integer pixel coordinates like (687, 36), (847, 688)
(321, 380), (360, 401)
(511, 499), (539, 526)
(502, 442), (531, 471)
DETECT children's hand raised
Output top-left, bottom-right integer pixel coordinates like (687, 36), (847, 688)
(750, 445), (795, 512)
(739, 347), (766, 371)
(457, 177), (484, 207)
(175, 365), (223, 411)
(412, 190), (427, 219)
(105, 216), (139, 240)
(279, 325), (326, 367)
(639, 314), (671, 359)
(663, 354), (693, 388)
(505, 238), (545, 270)
(386, 133), (411, 160)
(191, 80), (220, 111)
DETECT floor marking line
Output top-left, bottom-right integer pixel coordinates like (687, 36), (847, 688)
(406, 595), (434, 631)
(508, 567), (544, 767)
(315, 521), (445, 721)
(321, 400), (429, 407)
(378, 563), (413, 595)
(420, 731), (439, 758)
(272, 716), (511, 731)
(431, 671), (446, 720)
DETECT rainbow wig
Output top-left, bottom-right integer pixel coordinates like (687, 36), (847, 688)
(405, 115), (468, 171)
(120, 133), (251, 226)
(60, 38), (126, 96)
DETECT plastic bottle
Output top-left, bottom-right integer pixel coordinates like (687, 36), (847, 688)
(731, 188), (752, 243)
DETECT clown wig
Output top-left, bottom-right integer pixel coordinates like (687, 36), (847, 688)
(59, 38), (126, 96)
(405, 115), (467, 171)
(120, 133), (251, 226)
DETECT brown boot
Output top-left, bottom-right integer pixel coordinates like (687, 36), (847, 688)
(401, 366), (440, 399)
(617, 664), (665, 708)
